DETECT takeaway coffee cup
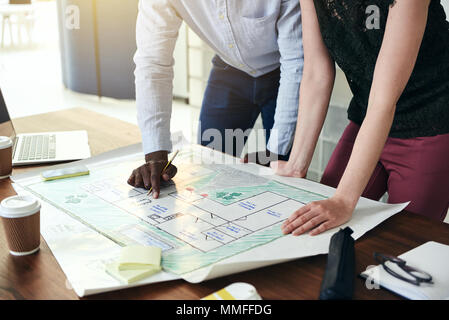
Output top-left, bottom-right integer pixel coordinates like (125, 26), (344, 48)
(0, 136), (13, 179)
(0, 195), (41, 256)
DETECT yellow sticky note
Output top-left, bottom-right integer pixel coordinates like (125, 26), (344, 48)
(118, 245), (162, 271)
(105, 262), (161, 284)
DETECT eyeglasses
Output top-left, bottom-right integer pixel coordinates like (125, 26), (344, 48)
(374, 252), (433, 286)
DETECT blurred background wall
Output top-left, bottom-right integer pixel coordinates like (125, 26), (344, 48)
(1, 0), (448, 188)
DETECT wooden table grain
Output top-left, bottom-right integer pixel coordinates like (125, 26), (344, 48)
(0, 108), (448, 300)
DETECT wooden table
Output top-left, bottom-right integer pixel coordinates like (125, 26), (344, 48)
(0, 108), (448, 300)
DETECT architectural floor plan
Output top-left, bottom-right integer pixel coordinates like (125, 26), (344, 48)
(12, 144), (407, 295)
(22, 147), (327, 275)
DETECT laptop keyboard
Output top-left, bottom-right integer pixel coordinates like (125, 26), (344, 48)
(17, 134), (56, 161)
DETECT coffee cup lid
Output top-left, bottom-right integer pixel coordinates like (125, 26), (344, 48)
(0, 195), (41, 218)
(0, 136), (12, 150)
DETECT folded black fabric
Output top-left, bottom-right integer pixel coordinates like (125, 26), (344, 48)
(319, 227), (355, 300)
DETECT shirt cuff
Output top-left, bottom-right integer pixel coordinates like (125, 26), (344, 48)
(141, 132), (173, 156)
(266, 125), (295, 156)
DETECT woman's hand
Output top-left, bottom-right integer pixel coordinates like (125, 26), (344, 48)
(281, 196), (356, 236)
(270, 161), (307, 178)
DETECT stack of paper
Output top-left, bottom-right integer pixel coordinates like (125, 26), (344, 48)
(106, 246), (162, 284)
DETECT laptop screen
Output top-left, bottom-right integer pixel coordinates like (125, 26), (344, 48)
(0, 89), (16, 140)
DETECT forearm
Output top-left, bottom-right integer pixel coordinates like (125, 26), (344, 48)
(288, 69), (335, 175)
(334, 0), (430, 206)
(334, 107), (394, 206)
(266, 0), (303, 156)
(135, 77), (174, 155)
(134, 0), (182, 155)
(277, 0), (336, 175)
(267, 74), (301, 156)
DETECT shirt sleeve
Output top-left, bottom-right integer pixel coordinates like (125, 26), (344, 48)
(266, 0), (304, 156)
(134, 0), (183, 155)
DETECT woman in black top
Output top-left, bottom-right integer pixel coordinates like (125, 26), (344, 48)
(275, 0), (449, 236)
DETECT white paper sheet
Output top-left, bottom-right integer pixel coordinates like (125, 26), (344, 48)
(11, 143), (408, 296)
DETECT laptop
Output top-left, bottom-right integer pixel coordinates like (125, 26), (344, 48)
(0, 88), (91, 166)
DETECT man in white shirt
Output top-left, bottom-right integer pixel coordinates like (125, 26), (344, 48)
(128, 0), (304, 198)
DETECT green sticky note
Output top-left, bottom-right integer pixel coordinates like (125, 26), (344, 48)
(105, 262), (161, 284)
(118, 245), (162, 271)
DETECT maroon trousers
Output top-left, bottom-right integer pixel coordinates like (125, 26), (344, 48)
(321, 121), (449, 221)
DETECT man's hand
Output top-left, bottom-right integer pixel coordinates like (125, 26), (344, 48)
(127, 150), (177, 199)
(241, 150), (279, 167)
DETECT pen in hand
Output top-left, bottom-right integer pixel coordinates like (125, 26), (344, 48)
(147, 150), (179, 197)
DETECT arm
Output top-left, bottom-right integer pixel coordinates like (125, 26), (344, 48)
(282, 0), (431, 236)
(272, 0), (336, 176)
(128, 0), (182, 198)
(243, 0), (333, 165)
(242, 0), (305, 165)
(134, 0), (182, 155)
(265, 0), (305, 157)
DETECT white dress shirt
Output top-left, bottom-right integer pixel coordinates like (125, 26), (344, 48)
(134, 0), (304, 156)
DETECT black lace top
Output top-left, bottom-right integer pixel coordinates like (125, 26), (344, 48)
(313, 0), (449, 138)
